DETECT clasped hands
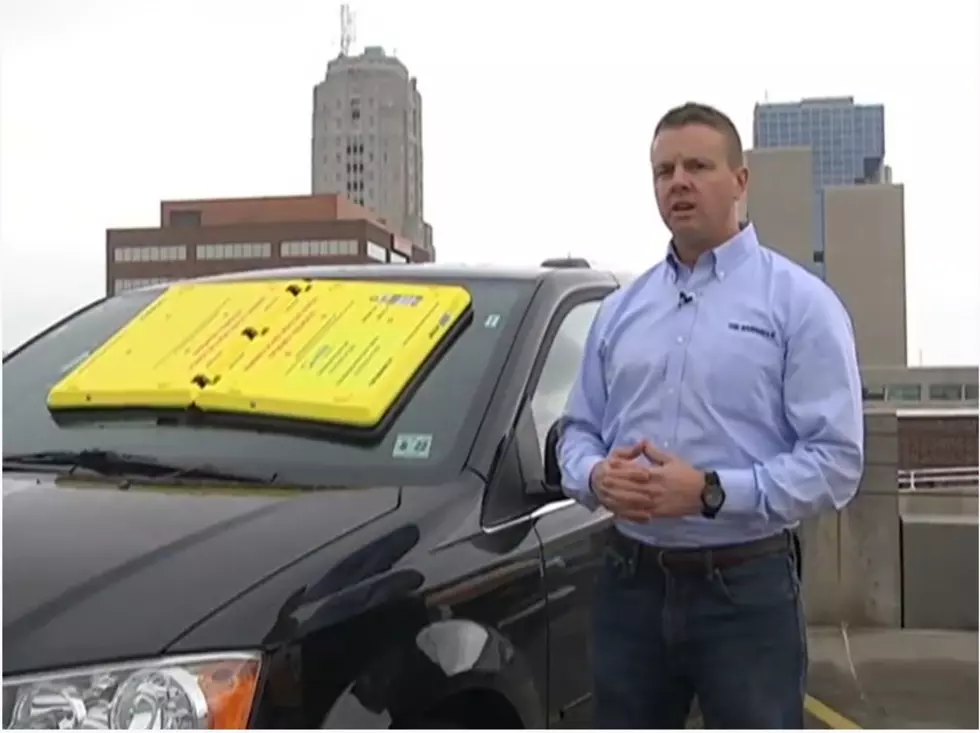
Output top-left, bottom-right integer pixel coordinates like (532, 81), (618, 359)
(590, 440), (706, 522)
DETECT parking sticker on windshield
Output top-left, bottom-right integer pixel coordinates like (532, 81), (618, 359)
(393, 433), (433, 459)
(484, 314), (501, 329)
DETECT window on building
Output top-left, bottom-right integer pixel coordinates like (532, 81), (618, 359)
(886, 383), (922, 401)
(928, 383), (964, 401)
(390, 251), (408, 264)
(812, 251), (825, 264)
(366, 241), (388, 262)
(965, 384), (979, 401)
(195, 242), (272, 260)
(280, 240), (358, 258)
(113, 277), (174, 295)
(112, 246), (187, 263)
(861, 385), (885, 401)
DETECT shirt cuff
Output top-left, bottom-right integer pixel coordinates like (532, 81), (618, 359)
(565, 455), (603, 512)
(717, 467), (761, 517)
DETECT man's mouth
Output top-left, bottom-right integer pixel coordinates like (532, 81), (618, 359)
(671, 202), (696, 214)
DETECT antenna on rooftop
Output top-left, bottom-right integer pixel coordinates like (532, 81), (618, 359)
(340, 3), (356, 56)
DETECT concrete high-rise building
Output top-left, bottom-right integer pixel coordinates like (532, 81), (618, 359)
(823, 183), (907, 366)
(744, 147), (907, 366)
(742, 147), (813, 268)
(753, 96), (886, 278)
(745, 97), (906, 367)
(311, 46), (433, 258)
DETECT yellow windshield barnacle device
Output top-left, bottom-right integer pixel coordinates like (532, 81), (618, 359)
(46, 279), (473, 435)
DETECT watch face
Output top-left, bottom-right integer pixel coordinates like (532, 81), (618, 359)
(704, 482), (724, 509)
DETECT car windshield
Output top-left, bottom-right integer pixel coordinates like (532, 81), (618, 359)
(3, 277), (534, 488)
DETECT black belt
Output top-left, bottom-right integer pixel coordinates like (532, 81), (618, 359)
(608, 528), (792, 572)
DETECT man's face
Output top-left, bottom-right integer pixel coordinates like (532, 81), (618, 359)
(650, 123), (747, 243)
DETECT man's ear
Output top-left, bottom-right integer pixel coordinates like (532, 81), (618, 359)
(735, 165), (749, 201)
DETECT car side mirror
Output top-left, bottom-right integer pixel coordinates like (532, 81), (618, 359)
(544, 420), (562, 487)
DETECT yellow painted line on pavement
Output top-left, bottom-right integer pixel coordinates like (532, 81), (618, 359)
(805, 694), (862, 729)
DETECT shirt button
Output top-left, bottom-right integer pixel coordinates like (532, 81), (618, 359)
(676, 336), (684, 344)
(667, 388), (675, 395)
(718, 270), (726, 279)
(663, 440), (671, 448)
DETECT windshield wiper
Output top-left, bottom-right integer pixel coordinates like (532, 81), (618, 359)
(1, 449), (276, 485)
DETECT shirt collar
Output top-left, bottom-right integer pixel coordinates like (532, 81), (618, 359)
(665, 221), (759, 281)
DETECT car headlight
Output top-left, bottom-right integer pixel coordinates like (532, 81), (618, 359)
(2, 652), (261, 729)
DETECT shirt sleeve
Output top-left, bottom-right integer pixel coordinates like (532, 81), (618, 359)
(556, 300), (612, 511)
(717, 281), (865, 523)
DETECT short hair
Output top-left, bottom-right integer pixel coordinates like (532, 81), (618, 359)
(653, 102), (745, 169)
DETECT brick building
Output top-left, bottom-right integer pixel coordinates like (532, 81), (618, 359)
(897, 411), (979, 470)
(105, 194), (431, 296)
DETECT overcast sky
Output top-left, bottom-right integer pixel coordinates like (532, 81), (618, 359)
(2, 0), (978, 365)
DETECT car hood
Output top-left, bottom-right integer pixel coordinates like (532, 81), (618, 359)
(2, 471), (401, 675)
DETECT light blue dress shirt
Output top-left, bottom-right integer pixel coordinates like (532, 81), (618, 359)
(557, 223), (864, 548)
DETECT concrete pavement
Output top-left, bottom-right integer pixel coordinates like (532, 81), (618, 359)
(806, 626), (978, 729)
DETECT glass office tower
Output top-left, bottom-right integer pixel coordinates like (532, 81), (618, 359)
(753, 97), (886, 277)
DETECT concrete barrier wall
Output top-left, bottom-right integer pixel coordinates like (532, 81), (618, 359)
(902, 514), (979, 631)
(802, 413), (902, 627)
(803, 411), (979, 630)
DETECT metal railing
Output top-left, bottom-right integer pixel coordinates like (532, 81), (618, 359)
(897, 466), (979, 495)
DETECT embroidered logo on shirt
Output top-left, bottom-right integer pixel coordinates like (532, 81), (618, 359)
(728, 321), (776, 341)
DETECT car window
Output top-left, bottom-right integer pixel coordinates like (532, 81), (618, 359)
(3, 278), (534, 488)
(530, 300), (602, 452)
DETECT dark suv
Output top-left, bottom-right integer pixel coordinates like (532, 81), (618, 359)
(2, 261), (629, 729)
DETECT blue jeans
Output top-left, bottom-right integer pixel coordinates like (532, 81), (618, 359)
(591, 531), (807, 729)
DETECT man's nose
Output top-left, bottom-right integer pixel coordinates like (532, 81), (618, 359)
(662, 165), (693, 189)
(667, 172), (693, 194)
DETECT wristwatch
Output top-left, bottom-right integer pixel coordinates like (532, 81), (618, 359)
(700, 471), (725, 519)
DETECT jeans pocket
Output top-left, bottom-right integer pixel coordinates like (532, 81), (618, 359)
(712, 552), (799, 607)
(601, 543), (637, 583)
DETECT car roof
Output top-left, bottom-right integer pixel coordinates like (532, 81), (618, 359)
(131, 262), (630, 293)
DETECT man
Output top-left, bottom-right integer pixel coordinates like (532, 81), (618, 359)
(557, 102), (864, 729)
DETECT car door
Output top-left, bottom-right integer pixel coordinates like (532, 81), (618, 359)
(524, 298), (613, 728)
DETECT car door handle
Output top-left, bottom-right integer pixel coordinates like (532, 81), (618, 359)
(530, 498), (576, 521)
